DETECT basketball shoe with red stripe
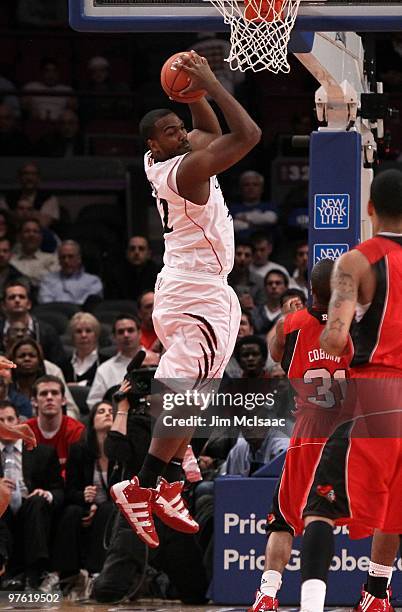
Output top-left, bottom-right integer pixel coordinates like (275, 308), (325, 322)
(354, 587), (394, 611)
(248, 590), (278, 611)
(152, 478), (199, 533)
(110, 477), (159, 548)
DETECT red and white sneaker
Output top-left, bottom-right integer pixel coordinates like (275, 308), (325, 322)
(151, 478), (199, 534)
(354, 586), (394, 611)
(110, 477), (159, 548)
(248, 589), (278, 611)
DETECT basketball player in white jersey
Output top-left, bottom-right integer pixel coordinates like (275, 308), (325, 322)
(111, 51), (261, 548)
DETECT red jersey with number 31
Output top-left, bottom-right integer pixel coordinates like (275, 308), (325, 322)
(281, 308), (352, 411)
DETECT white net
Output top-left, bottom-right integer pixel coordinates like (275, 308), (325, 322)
(203, 0), (302, 73)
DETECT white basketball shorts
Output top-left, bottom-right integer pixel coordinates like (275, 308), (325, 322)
(152, 267), (241, 382)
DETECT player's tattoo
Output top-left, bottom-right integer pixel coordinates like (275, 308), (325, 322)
(331, 265), (357, 308)
(328, 318), (345, 333)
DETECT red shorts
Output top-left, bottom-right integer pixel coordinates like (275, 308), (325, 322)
(269, 409), (338, 537)
(303, 431), (402, 538)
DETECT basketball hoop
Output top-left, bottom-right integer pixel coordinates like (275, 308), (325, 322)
(203, 0), (301, 73)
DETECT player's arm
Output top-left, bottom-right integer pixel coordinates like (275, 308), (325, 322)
(267, 297), (303, 360)
(269, 317), (286, 363)
(320, 250), (365, 356)
(187, 98), (222, 150)
(177, 53), (261, 184)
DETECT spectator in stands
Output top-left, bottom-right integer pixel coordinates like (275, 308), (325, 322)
(0, 104), (30, 156)
(38, 240), (103, 306)
(14, 198), (58, 253)
(289, 240), (308, 297)
(228, 241), (265, 311)
(87, 315), (141, 408)
(104, 235), (160, 300)
(224, 404), (289, 477)
(249, 233), (289, 280)
(0, 238), (27, 297)
(7, 336), (45, 409)
(6, 337), (79, 421)
(235, 334), (269, 379)
(26, 376), (85, 476)
(251, 269), (289, 334)
(63, 313), (107, 387)
(8, 162), (60, 228)
(79, 56), (132, 125)
(225, 310), (255, 378)
(11, 218), (59, 289)
(17, 0), (67, 27)
(23, 57), (75, 121)
(0, 368), (32, 419)
(36, 110), (85, 158)
(0, 400), (64, 590)
(50, 401), (116, 591)
(230, 171), (278, 239)
(0, 280), (66, 366)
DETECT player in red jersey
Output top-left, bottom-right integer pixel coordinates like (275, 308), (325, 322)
(299, 169), (402, 612)
(249, 258), (352, 612)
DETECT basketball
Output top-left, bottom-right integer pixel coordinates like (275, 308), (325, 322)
(160, 52), (206, 103)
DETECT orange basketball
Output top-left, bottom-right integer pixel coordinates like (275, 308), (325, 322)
(160, 52), (206, 104)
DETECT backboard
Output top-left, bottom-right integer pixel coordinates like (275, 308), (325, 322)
(70, 0), (402, 32)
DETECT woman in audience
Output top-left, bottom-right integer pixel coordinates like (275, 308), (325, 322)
(63, 313), (105, 386)
(6, 335), (79, 419)
(50, 400), (118, 590)
(8, 337), (46, 409)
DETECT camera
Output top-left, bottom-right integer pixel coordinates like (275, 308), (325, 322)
(125, 366), (157, 410)
(113, 350), (157, 412)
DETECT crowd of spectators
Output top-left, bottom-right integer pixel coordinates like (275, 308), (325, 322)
(0, 219), (302, 598)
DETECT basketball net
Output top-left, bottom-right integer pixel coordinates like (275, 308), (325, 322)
(203, 0), (301, 73)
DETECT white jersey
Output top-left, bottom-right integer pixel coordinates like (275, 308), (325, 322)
(144, 151), (234, 276)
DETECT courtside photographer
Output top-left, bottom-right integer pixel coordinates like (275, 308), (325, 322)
(92, 352), (207, 605)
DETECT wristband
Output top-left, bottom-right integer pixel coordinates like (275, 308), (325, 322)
(116, 411), (128, 416)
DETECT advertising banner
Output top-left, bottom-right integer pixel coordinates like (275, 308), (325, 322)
(212, 476), (398, 606)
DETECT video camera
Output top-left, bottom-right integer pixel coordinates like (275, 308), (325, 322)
(114, 350), (157, 412)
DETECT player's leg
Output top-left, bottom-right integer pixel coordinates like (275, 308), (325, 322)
(353, 532), (398, 611)
(250, 461), (299, 611)
(112, 277), (241, 547)
(249, 530), (293, 612)
(300, 515), (335, 612)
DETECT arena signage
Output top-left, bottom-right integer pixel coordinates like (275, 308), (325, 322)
(212, 477), (392, 606)
(314, 194), (350, 229)
(313, 243), (349, 263)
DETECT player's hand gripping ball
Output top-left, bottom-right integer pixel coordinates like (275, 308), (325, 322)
(161, 52), (206, 103)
